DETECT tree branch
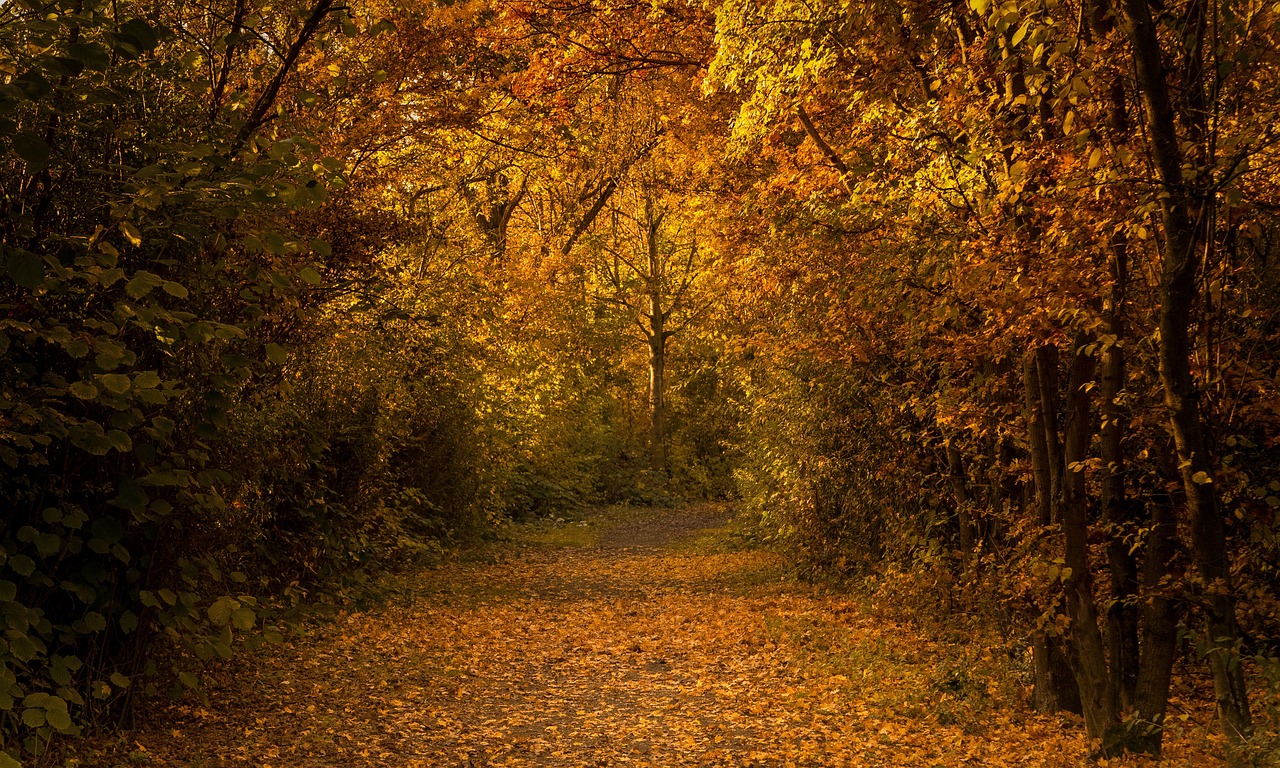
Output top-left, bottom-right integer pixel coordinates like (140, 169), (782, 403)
(227, 0), (336, 159)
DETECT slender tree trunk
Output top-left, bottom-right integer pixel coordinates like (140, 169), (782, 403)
(1024, 353), (1054, 529)
(645, 205), (667, 473)
(1059, 335), (1122, 751)
(1024, 350), (1082, 715)
(1035, 345), (1064, 524)
(1132, 488), (1181, 754)
(1100, 239), (1140, 713)
(946, 442), (977, 553)
(647, 313), (666, 473)
(1120, 0), (1252, 742)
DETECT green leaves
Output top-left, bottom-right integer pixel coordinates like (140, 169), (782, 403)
(8, 635), (39, 663)
(118, 221), (143, 247)
(5, 250), (45, 289)
(66, 42), (111, 72)
(7, 556), (35, 578)
(124, 270), (162, 298)
(232, 606), (257, 631)
(68, 381), (99, 400)
(265, 343), (290, 365)
(99, 374), (132, 395)
(206, 596), (238, 627)
(0, 2), (350, 761)
(106, 19), (161, 60)
(1010, 20), (1031, 47)
(18, 693), (73, 734)
(207, 596), (256, 632)
(33, 532), (61, 557)
(11, 70), (51, 102)
(45, 705), (72, 732)
(109, 479), (149, 512)
(118, 267), (190, 302)
(10, 132), (49, 170)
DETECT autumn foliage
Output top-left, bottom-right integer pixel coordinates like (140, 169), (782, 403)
(2, 0), (1279, 764)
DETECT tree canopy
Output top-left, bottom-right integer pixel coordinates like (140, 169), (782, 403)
(2, 0), (1278, 763)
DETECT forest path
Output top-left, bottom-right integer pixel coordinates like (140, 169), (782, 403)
(100, 506), (1209, 767)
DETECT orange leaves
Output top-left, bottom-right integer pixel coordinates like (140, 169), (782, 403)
(63, 508), (1231, 767)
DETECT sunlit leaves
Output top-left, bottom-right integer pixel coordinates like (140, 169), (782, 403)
(118, 221), (143, 247)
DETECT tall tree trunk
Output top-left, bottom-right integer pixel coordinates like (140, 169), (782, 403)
(1024, 353), (1054, 529)
(1120, 0), (1252, 742)
(1100, 239), (1140, 713)
(645, 205), (667, 473)
(647, 311), (666, 473)
(1035, 345), (1064, 524)
(1059, 335), (1121, 751)
(1024, 350), (1082, 715)
(1132, 485), (1181, 755)
(946, 441), (977, 553)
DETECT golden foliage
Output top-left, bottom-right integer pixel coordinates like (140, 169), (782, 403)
(69, 508), (1233, 767)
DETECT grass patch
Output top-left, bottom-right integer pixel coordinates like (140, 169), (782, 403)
(515, 517), (600, 548)
(667, 506), (766, 555)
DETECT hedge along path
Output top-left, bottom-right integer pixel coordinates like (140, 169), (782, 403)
(95, 506), (1226, 767)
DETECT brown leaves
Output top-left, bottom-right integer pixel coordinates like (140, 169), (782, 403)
(72, 510), (1230, 767)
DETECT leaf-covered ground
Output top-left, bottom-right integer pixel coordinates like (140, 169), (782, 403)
(76, 506), (1232, 767)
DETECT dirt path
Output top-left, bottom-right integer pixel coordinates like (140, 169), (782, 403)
(94, 507), (1223, 767)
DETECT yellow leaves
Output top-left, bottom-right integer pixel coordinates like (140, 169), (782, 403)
(118, 220), (142, 247)
(77, 509), (1233, 767)
(1010, 20), (1032, 47)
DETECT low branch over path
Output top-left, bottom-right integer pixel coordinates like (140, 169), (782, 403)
(83, 507), (1228, 766)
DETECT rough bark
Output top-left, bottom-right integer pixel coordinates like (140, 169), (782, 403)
(1131, 490), (1181, 754)
(1035, 345), (1064, 524)
(562, 178), (618, 257)
(467, 174), (525, 259)
(1024, 351), (1082, 715)
(1100, 239), (1139, 712)
(1059, 335), (1121, 750)
(1120, 0), (1252, 742)
(1024, 353), (1054, 528)
(647, 310), (666, 473)
(645, 205), (667, 473)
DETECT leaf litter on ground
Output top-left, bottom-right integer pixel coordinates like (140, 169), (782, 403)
(67, 505), (1232, 767)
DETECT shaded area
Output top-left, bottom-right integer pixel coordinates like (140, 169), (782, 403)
(596, 506), (734, 549)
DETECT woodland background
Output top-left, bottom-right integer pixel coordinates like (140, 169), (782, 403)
(1, 0), (1278, 763)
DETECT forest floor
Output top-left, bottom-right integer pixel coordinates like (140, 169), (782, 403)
(71, 505), (1241, 767)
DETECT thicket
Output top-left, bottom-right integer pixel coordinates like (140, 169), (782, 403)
(713, 0), (1280, 758)
(0, 1), (736, 762)
(8, 0), (1277, 764)
(0, 0), (487, 760)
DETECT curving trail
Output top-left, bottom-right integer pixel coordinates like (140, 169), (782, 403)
(97, 507), (1222, 767)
